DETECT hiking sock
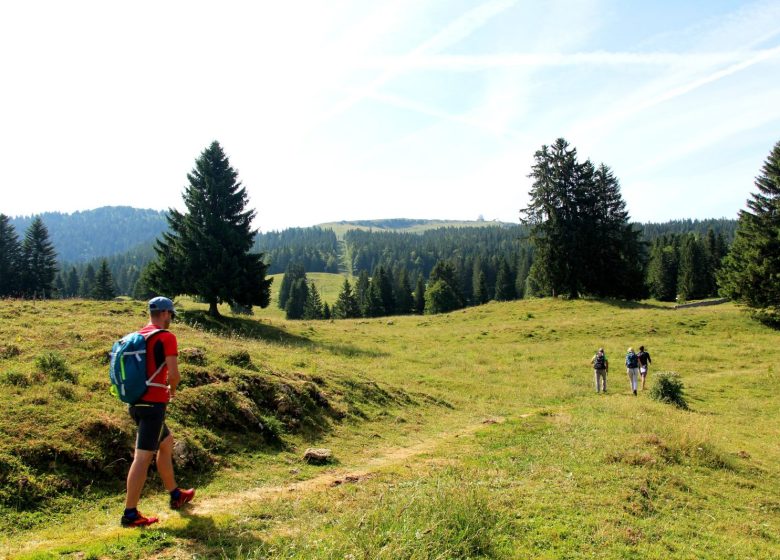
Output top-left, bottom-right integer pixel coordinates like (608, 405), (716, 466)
(124, 508), (139, 519)
(170, 488), (181, 502)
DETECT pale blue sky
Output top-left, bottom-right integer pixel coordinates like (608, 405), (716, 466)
(1, 0), (779, 231)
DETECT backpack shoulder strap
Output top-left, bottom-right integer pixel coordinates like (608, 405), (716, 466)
(143, 329), (170, 387)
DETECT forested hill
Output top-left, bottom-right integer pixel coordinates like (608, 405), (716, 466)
(10, 206), (167, 262)
(639, 218), (738, 244)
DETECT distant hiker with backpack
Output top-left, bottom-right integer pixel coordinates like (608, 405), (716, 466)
(591, 348), (608, 393)
(113, 297), (195, 527)
(625, 347), (640, 396)
(638, 345), (652, 390)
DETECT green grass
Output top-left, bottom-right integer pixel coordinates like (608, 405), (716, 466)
(1, 297), (779, 558)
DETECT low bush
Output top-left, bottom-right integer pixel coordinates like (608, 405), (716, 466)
(0, 344), (21, 359)
(0, 370), (30, 387)
(35, 352), (78, 384)
(225, 350), (255, 369)
(650, 371), (688, 409)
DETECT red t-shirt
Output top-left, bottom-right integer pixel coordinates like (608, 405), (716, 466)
(138, 323), (178, 403)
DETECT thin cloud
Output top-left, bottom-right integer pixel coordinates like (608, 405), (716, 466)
(314, 0), (520, 125)
(353, 50), (773, 71)
(569, 44), (780, 140)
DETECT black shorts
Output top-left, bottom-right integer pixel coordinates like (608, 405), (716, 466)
(129, 402), (170, 451)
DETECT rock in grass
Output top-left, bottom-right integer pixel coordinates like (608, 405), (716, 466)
(303, 448), (332, 465)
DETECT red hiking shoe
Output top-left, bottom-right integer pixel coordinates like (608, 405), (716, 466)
(121, 511), (159, 527)
(170, 487), (195, 509)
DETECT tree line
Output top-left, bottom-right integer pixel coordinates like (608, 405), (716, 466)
(4, 137), (777, 326)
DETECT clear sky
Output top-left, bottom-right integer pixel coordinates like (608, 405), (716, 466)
(1, 0), (779, 232)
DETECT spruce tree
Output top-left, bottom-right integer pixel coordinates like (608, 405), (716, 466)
(0, 214), (22, 297)
(147, 141), (272, 317)
(303, 282), (324, 319)
(92, 259), (117, 300)
(355, 270), (370, 317)
(285, 278), (308, 319)
(80, 264), (96, 298)
(677, 235), (708, 301)
(521, 140), (644, 299)
(646, 242), (678, 301)
(21, 217), (58, 298)
(494, 258), (516, 301)
(333, 278), (360, 319)
(278, 262), (305, 310)
(66, 267), (80, 298)
(375, 266), (396, 316)
(414, 274), (426, 314)
(394, 268), (414, 315)
(515, 249), (532, 299)
(718, 140), (780, 320)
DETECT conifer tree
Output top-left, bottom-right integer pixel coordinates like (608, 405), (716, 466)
(365, 276), (385, 317)
(147, 141), (272, 317)
(355, 270), (370, 317)
(521, 139), (644, 299)
(278, 262), (306, 310)
(0, 214), (22, 297)
(394, 268), (414, 315)
(80, 264), (96, 298)
(65, 267), (80, 298)
(92, 259), (117, 300)
(285, 278), (308, 319)
(21, 216), (58, 298)
(494, 258), (516, 301)
(414, 274), (426, 314)
(374, 266), (395, 316)
(515, 249), (532, 299)
(303, 282), (324, 319)
(719, 140), (780, 321)
(333, 278), (360, 319)
(646, 242), (678, 301)
(677, 235), (708, 301)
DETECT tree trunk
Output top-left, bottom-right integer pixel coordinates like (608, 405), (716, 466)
(208, 300), (220, 317)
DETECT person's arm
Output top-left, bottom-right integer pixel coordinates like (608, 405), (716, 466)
(167, 355), (180, 397)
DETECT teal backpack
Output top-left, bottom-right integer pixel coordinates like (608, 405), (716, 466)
(109, 330), (167, 404)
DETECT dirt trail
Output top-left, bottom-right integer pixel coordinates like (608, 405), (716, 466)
(190, 415), (507, 516)
(6, 414), (519, 557)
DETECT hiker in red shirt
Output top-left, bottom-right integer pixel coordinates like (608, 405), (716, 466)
(121, 297), (195, 527)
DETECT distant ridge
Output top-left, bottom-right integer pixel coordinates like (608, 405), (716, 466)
(10, 206), (167, 263)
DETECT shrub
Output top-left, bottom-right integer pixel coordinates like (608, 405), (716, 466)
(36, 352), (78, 384)
(0, 344), (21, 359)
(650, 371), (688, 409)
(225, 350), (254, 369)
(180, 347), (208, 366)
(0, 370), (30, 387)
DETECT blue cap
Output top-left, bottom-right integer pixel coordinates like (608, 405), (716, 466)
(148, 296), (176, 315)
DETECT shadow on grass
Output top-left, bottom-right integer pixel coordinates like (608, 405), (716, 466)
(178, 310), (309, 345)
(597, 298), (673, 311)
(172, 509), (270, 557)
(178, 310), (389, 358)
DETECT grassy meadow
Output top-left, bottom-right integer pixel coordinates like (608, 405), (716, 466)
(0, 285), (779, 558)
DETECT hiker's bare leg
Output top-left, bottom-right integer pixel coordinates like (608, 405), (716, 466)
(157, 434), (177, 492)
(125, 449), (154, 509)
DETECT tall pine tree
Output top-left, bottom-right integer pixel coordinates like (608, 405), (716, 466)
(333, 278), (360, 319)
(147, 141), (272, 317)
(718, 140), (780, 321)
(0, 214), (22, 297)
(21, 217), (58, 299)
(92, 259), (117, 300)
(521, 139), (644, 299)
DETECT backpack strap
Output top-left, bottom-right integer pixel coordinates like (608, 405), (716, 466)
(142, 329), (170, 389)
